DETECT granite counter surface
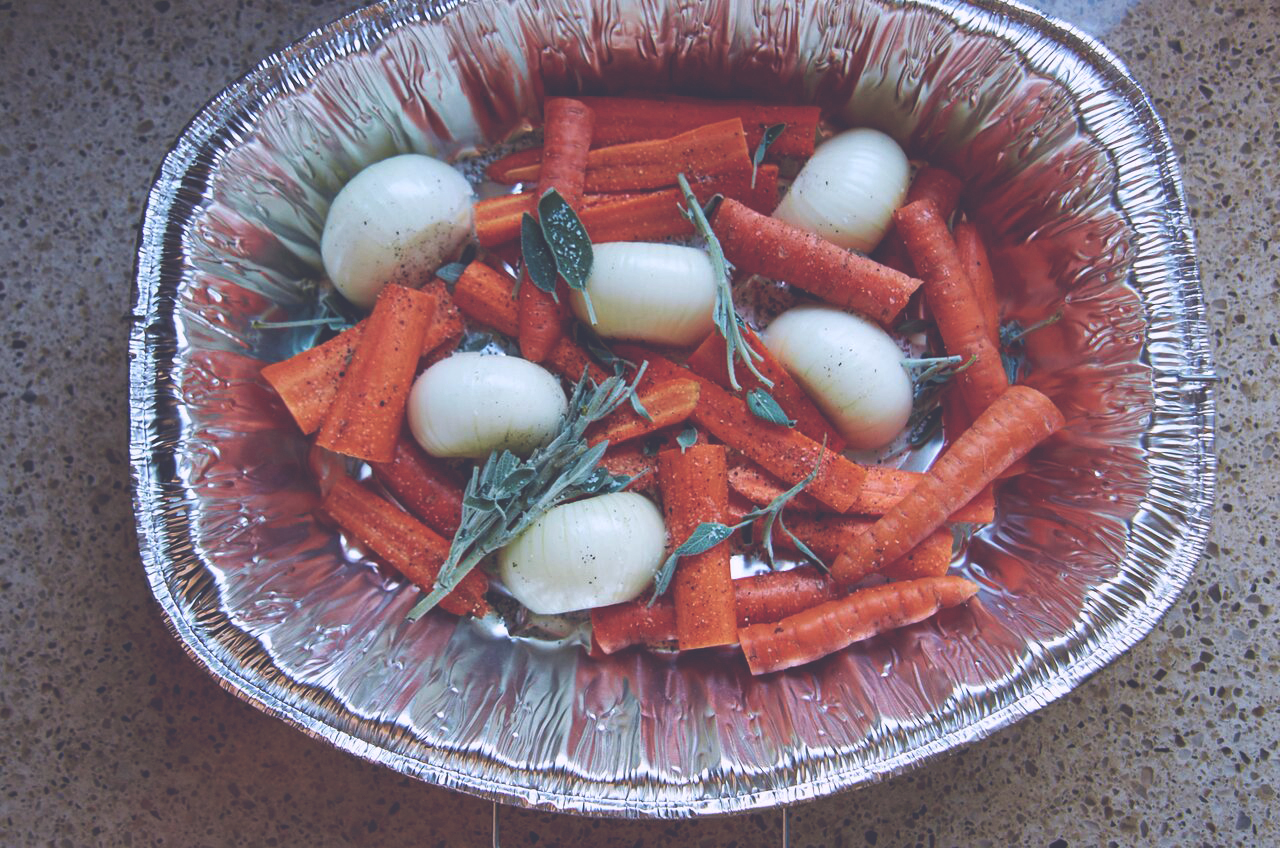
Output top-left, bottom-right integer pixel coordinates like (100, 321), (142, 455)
(1, 0), (1275, 845)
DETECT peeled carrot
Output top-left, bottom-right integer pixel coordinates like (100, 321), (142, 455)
(315, 285), (436, 463)
(831, 385), (1064, 586)
(953, 221), (1000, 347)
(321, 476), (489, 618)
(597, 444), (658, 493)
(684, 325), (847, 452)
(519, 97), (595, 363)
(739, 576), (980, 674)
(496, 118), (752, 191)
(659, 444), (737, 650)
(894, 199), (1008, 420)
(586, 378), (700, 447)
(417, 279), (466, 368)
(261, 322), (365, 434)
(873, 166), (965, 273)
(590, 566), (837, 654)
(712, 197), (923, 326)
(369, 431), (465, 537)
(474, 165), (779, 248)
(775, 514), (954, 581)
(615, 345), (868, 513)
(728, 457), (996, 524)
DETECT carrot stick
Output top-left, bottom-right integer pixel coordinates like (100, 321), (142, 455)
(369, 431), (465, 537)
(659, 444), (737, 650)
(953, 221), (1000, 347)
(597, 444), (658, 493)
(712, 197), (923, 325)
(831, 386), (1064, 586)
(894, 199), (1008, 419)
(487, 98), (817, 181)
(775, 514), (954, 581)
(321, 476), (489, 618)
(519, 97), (595, 363)
(873, 166), (965, 273)
(684, 325), (847, 452)
(728, 457), (996, 524)
(614, 345), (868, 513)
(451, 262), (609, 384)
(586, 378), (700, 447)
(474, 165), (779, 248)
(315, 285), (436, 463)
(496, 118), (752, 191)
(739, 576), (980, 674)
(590, 566), (836, 654)
(417, 279), (466, 368)
(261, 322), (365, 434)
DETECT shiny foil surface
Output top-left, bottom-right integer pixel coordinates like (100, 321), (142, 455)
(129, 0), (1213, 817)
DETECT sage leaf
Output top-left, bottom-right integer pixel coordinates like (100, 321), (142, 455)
(676, 425), (698, 452)
(751, 123), (787, 188)
(537, 189), (593, 291)
(746, 388), (795, 427)
(521, 212), (558, 297)
(650, 522), (736, 601)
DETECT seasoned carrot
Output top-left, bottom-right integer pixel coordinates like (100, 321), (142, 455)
(315, 285), (436, 463)
(417, 279), (467, 368)
(590, 566), (837, 654)
(474, 166), (780, 248)
(776, 514), (954, 581)
(261, 322), (365, 434)
(597, 444), (658, 493)
(369, 431), (465, 537)
(712, 198), (923, 326)
(586, 378), (700, 447)
(487, 98), (817, 182)
(953, 221), (1000, 347)
(659, 444), (737, 650)
(452, 262), (608, 384)
(496, 118), (752, 192)
(739, 576), (980, 674)
(894, 199), (1008, 419)
(684, 325), (847, 452)
(728, 457), (996, 524)
(519, 97), (595, 363)
(831, 385), (1064, 586)
(614, 345), (867, 513)
(321, 476), (489, 618)
(873, 166), (965, 273)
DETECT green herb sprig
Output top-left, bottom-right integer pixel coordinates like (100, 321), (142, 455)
(521, 189), (597, 321)
(999, 310), (1063, 383)
(407, 366), (647, 620)
(901, 353), (974, 448)
(649, 446), (827, 603)
(676, 172), (773, 393)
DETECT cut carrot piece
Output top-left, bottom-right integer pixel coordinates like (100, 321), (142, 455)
(418, 279), (466, 368)
(831, 386), (1064, 586)
(739, 576), (979, 674)
(499, 119), (752, 192)
(519, 97), (595, 363)
(474, 165), (779, 248)
(261, 323), (365, 434)
(315, 285), (436, 463)
(776, 514), (953, 581)
(894, 199), (1008, 419)
(369, 431), (465, 537)
(321, 476), (488, 618)
(953, 221), (1000, 348)
(597, 444), (658, 493)
(685, 325), (846, 452)
(712, 197), (923, 326)
(590, 566), (836, 654)
(873, 166), (966, 273)
(586, 378), (700, 447)
(659, 444), (737, 650)
(614, 345), (867, 513)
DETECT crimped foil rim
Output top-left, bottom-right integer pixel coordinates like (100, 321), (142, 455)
(129, 0), (1213, 817)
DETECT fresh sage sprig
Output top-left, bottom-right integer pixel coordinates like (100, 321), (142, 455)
(999, 310), (1063, 383)
(745, 388), (795, 428)
(751, 123), (787, 188)
(519, 188), (597, 321)
(649, 445), (827, 602)
(407, 366), (647, 620)
(902, 353), (974, 447)
(676, 172), (773, 393)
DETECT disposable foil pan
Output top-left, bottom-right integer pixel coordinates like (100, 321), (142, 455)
(129, 0), (1214, 817)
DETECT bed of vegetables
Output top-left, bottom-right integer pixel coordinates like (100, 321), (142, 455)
(259, 95), (1065, 675)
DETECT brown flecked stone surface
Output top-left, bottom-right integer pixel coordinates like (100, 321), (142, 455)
(1, 0), (1275, 845)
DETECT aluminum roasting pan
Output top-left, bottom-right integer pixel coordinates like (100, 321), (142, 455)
(129, 0), (1214, 817)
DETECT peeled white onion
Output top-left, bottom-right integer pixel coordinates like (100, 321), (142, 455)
(321, 153), (474, 309)
(569, 242), (717, 347)
(497, 492), (667, 615)
(762, 305), (913, 450)
(772, 128), (910, 253)
(407, 353), (567, 459)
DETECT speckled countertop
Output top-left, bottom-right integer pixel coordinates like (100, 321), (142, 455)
(1, 0), (1275, 844)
